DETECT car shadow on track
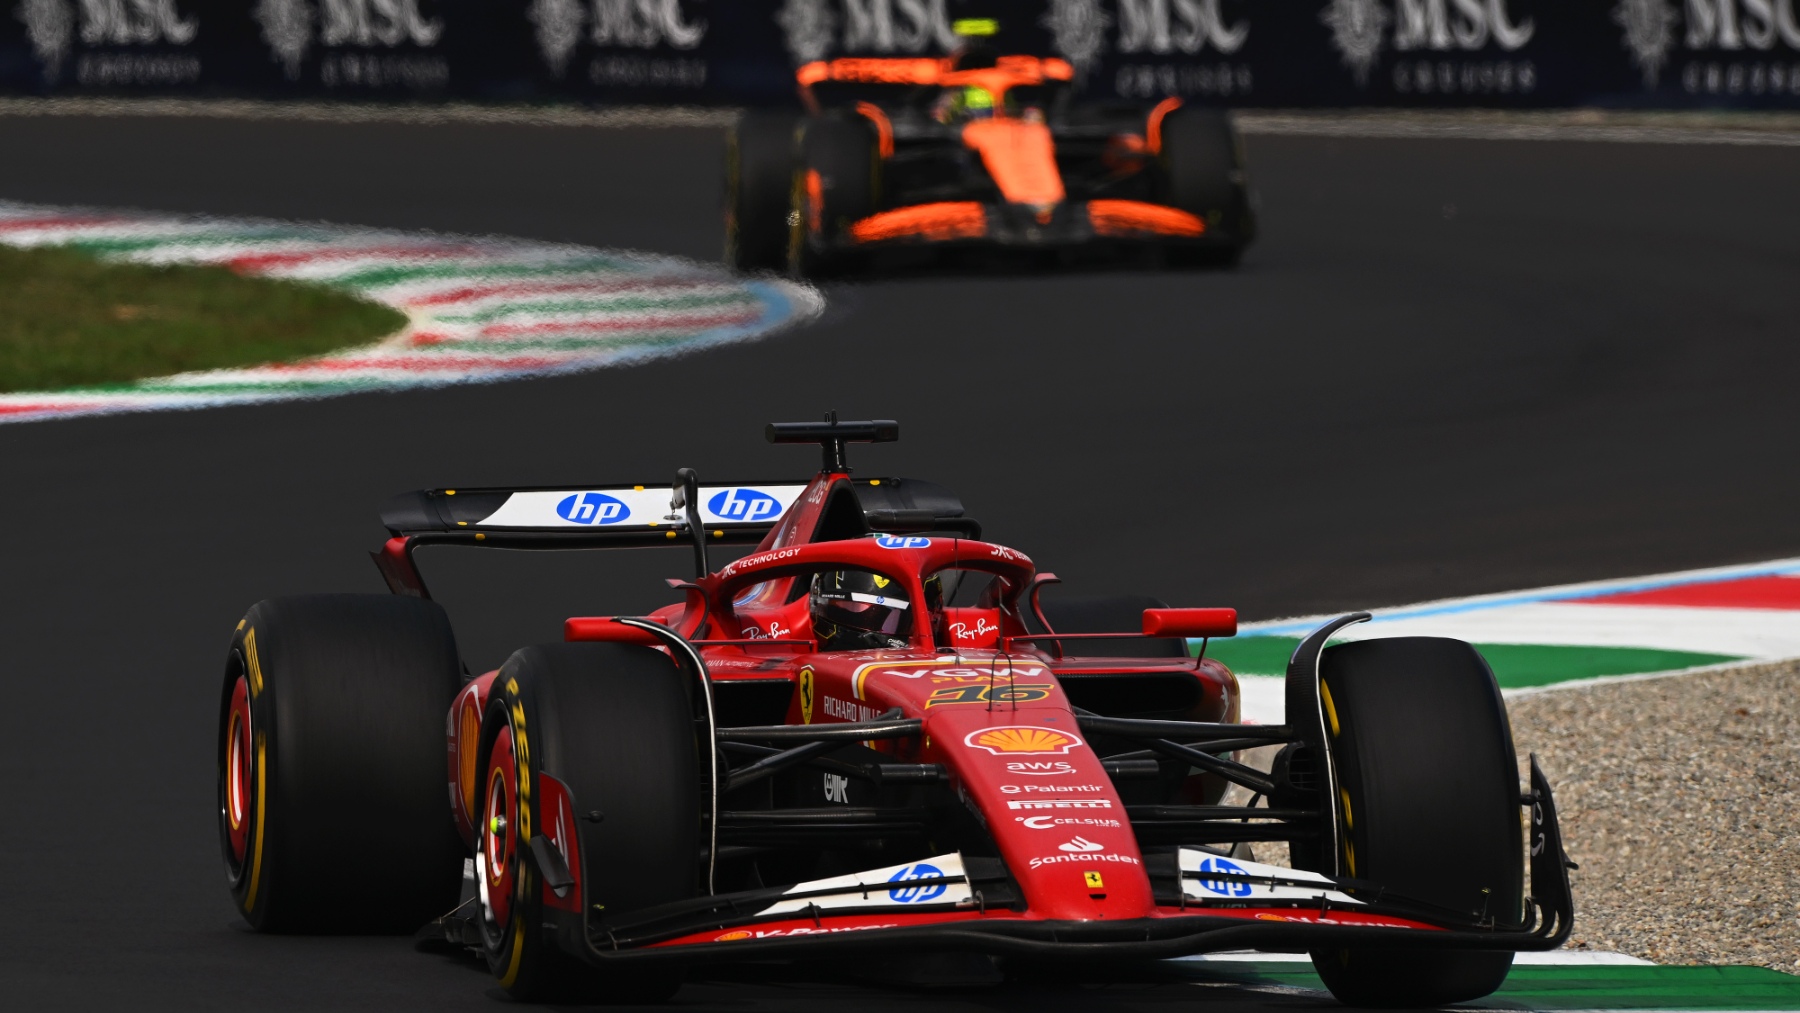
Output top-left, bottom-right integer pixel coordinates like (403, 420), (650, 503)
(511, 959), (1348, 1012)
(797, 243), (1245, 283)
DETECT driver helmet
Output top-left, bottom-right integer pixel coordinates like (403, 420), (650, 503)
(811, 570), (912, 651)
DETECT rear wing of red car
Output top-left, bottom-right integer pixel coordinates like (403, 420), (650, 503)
(372, 474), (973, 598)
(379, 481), (810, 545)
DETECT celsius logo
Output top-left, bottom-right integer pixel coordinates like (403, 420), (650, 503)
(887, 863), (947, 903)
(556, 491), (629, 525)
(1193, 856), (1253, 897)
(708, 488), (781, 522)
(875, 535), (930, 549)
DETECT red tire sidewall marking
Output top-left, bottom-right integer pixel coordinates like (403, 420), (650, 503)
(224, 675), (253, 864)
(483, 725), (518, 930)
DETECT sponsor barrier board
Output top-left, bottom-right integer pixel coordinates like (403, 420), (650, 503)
(2, 2), (1797, 109)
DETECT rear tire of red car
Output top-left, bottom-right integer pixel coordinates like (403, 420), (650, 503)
(1157, 106), (1254, 265)
(218, 594), (464, 933)
(1304, 637), (1523, 1007)
(788, 114), (880, 278)
(726, 110), (798, 273)
(476, 643), (697, 1003)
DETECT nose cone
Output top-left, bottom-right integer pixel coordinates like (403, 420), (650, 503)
(928, 708), (1153, 920)
(961, 118), (1067, 209)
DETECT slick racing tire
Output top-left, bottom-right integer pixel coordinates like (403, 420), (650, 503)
(788, 114), (880, 278)
(476, 643), (697, 1003)
(1305, 637), (1523, 1008)
(1157, 106), (1255, 263)
(726, 110), (798, 273)
(218, 594), (464, 933)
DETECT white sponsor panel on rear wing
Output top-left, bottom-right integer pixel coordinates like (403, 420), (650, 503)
(475, 484), (807, 529)
(756, 853), (971, 917)
(1177, 849), (1363, 906)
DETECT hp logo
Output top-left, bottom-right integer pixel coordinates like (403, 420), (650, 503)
(875, 535), (930, 549)
(555, 492), (628, 525)
(708, 488), (782, 523)
(886, 863), (947, 904)
(1194, 857), (1252, 898)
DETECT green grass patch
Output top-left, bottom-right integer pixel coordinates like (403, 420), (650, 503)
(0, 244), (405, 392)
(1179, 961), (1800, 1010)
(1201, 635), (1737, 689)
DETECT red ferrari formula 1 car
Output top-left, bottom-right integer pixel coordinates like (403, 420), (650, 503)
(218, 418), (1571, 1006)
(726, 25), (1256, 277)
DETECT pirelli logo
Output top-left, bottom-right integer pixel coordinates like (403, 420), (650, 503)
(1006, 799), (1114, 810)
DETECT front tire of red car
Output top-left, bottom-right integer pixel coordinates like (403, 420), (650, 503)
(1304, 637), (1524, 1007)
(476, 643), (698, 1004)
(218, 594), (464, 933)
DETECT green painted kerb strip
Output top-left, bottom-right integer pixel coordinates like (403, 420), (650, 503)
(1198, 636), (1739, 689)
(1184, 962), (1800, 1011)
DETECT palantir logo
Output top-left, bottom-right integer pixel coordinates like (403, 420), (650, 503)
(1193, 856), (1253, 897)
(887, 862), (947, 903)
(708, 488), (782, 523)
(555, 491), (629, 525)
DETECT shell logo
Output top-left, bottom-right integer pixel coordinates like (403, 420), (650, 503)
(715, 930), (753, 941)
(964, 725), (1083, 755)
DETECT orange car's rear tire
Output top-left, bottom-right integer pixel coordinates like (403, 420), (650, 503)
(726, 111), (798, 273)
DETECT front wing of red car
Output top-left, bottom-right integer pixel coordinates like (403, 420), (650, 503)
(531, 758), (1572, 967)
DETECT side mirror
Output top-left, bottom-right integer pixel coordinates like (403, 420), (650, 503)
(565, 617), (666, 645)
(1142, 608), (1237, 639)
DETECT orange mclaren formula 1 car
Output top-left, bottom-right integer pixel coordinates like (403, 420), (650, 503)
(217, 418), (1573, 1006)
(726, 43), (1256, 276)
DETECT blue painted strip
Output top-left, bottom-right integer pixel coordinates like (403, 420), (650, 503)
(1196, 558), (1800, 643)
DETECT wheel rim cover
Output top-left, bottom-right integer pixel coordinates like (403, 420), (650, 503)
(223, 676), (252, 864)
(480, 726), (518, 932)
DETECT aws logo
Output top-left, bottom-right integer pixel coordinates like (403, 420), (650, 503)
(556, 491), (629, 525)
(708, 488), (782, 522)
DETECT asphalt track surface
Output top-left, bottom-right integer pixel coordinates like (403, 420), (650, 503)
(1, 114), (1797, 1010)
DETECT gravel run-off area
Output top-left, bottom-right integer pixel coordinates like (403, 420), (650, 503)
(1508, 660), (1800, 971)
(1232, 660), (1799, 971)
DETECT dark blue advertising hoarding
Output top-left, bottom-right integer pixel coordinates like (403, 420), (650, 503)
(1, 1), (1796, 108)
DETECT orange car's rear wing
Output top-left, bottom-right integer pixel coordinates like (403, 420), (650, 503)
(796, 54), (1073, 103)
